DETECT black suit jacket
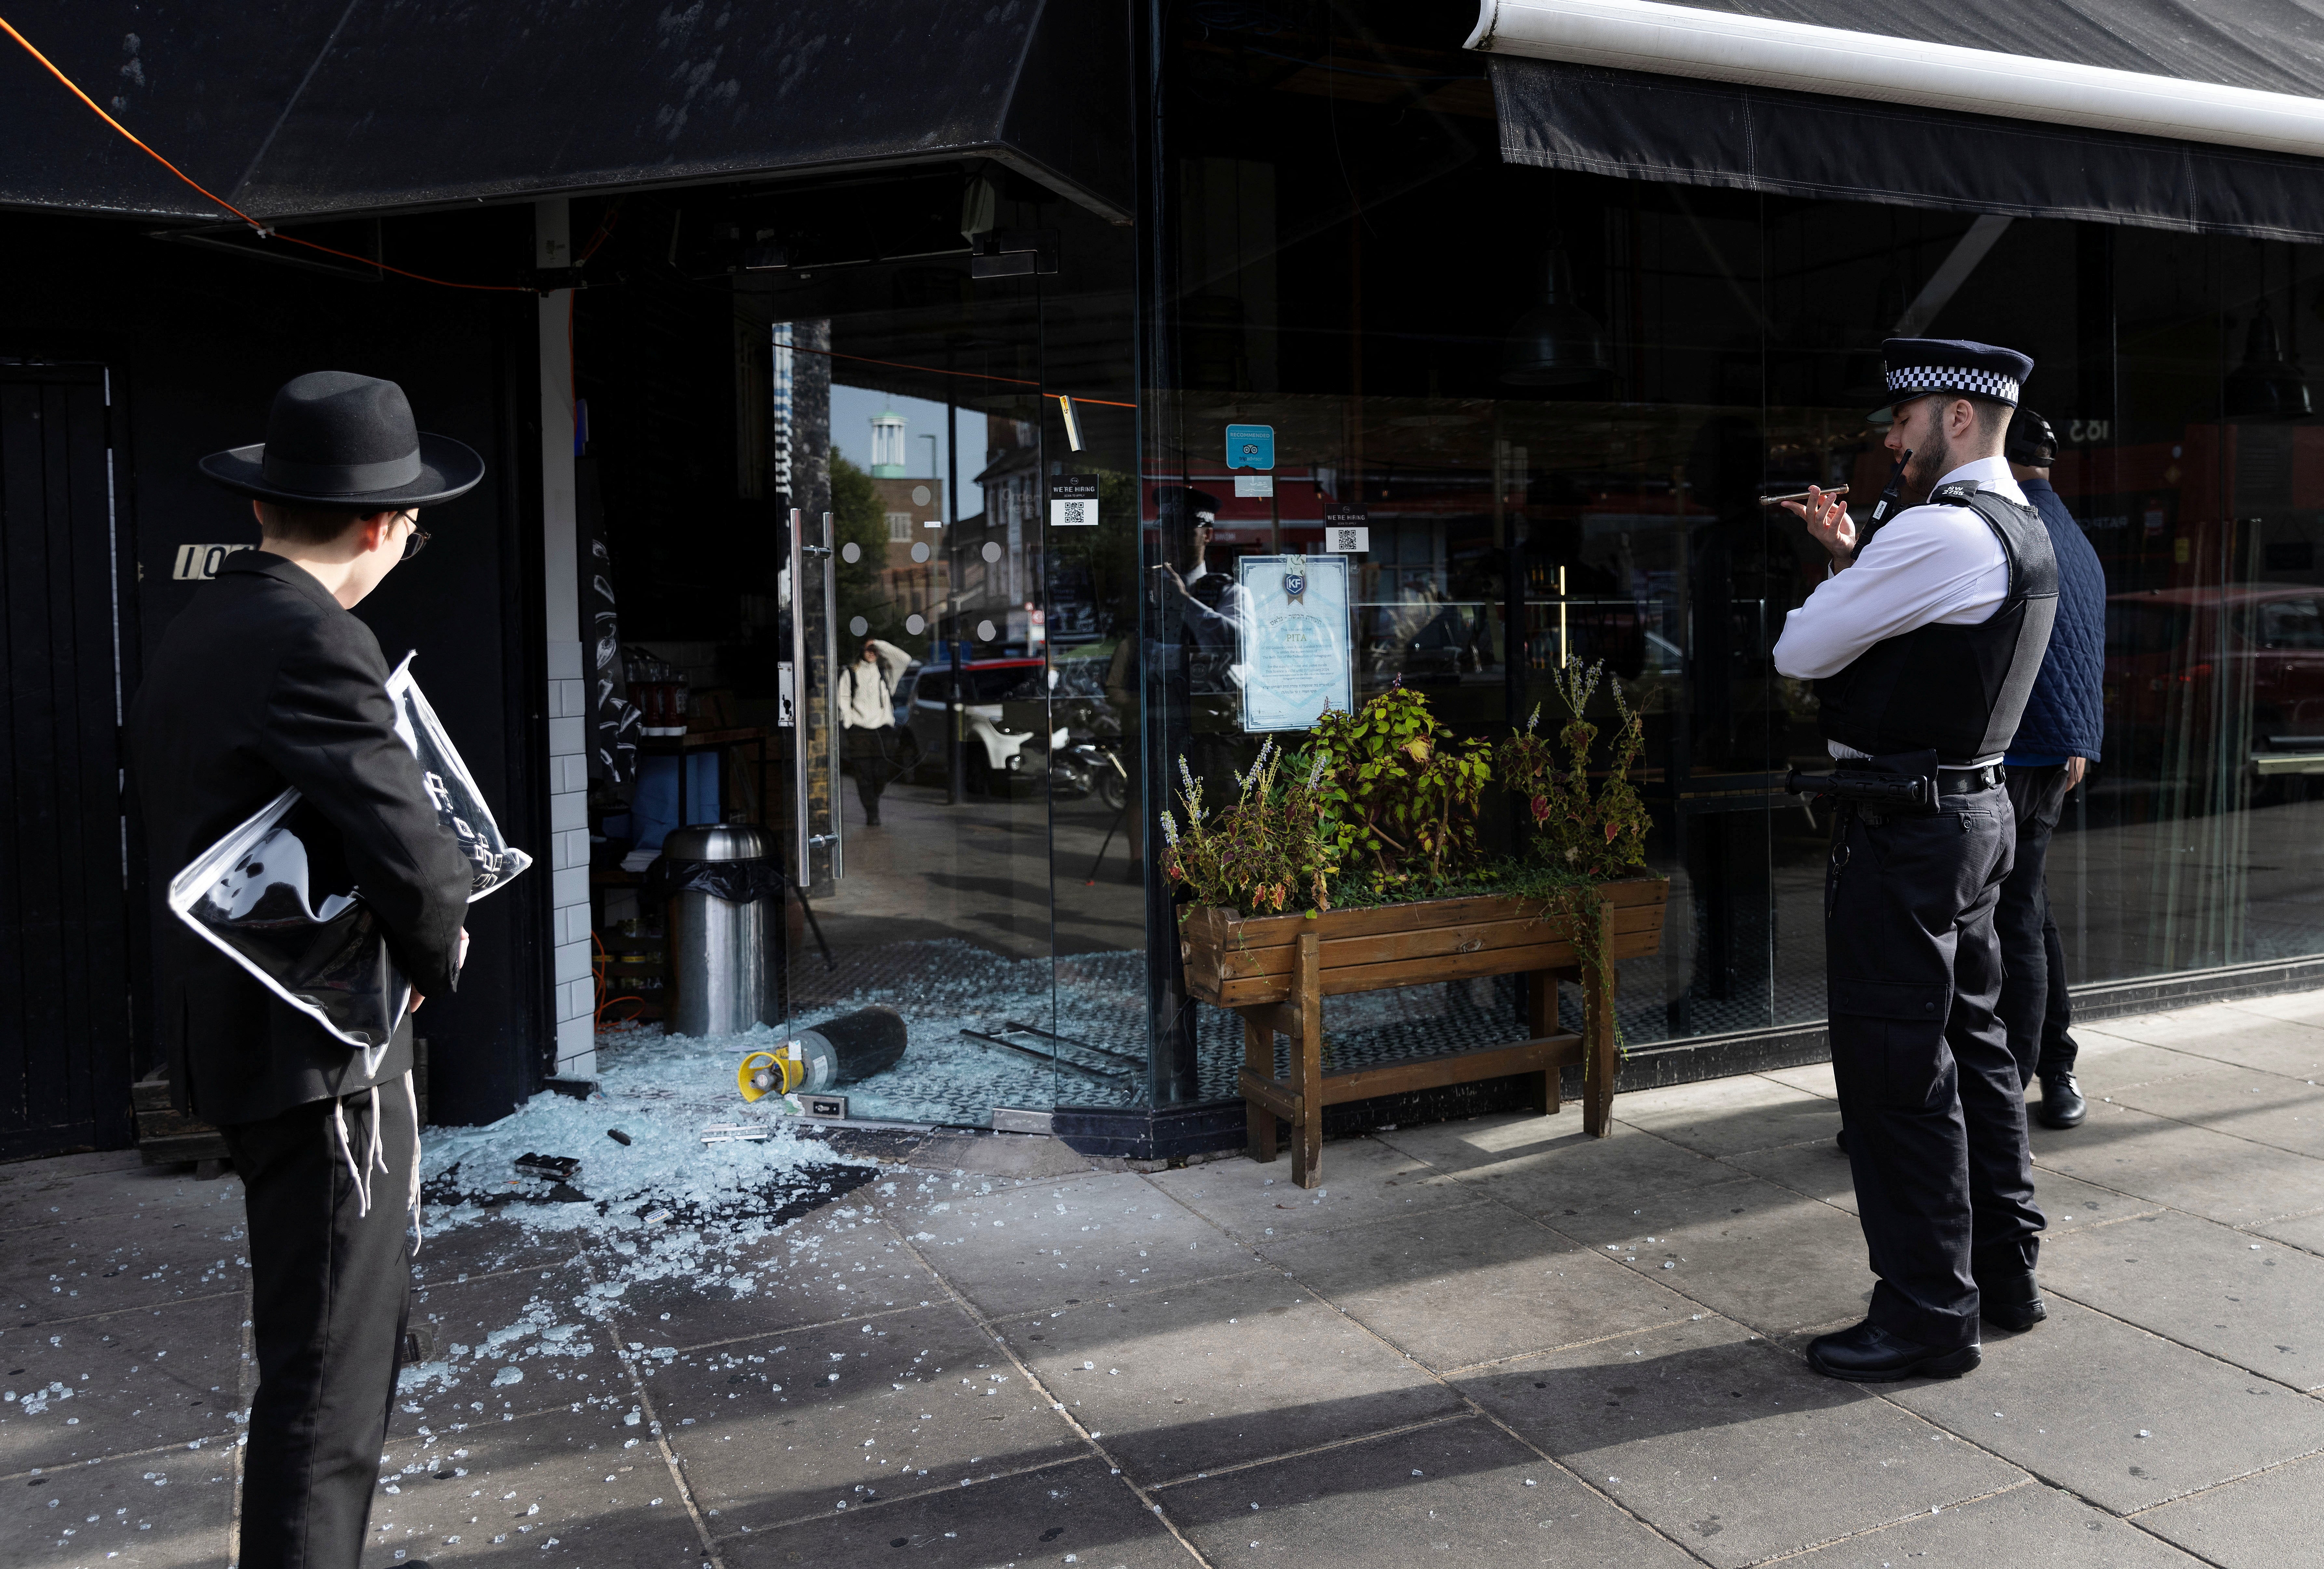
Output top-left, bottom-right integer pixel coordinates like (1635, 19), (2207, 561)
(126, 552), (472, 1125)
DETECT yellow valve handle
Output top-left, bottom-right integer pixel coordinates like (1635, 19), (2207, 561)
(736, 1049), (801, 1103)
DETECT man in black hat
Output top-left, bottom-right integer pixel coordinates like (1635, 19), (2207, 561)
(126, 370), (483, 1569)
(1997, 409), (2105, 1130)
(1773, 338), (2058, 1382)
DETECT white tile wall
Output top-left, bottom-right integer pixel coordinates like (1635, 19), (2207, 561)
(546, 633), (594, 1080)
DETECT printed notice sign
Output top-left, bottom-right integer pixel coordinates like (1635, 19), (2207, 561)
(1049, 473), (1100, 527)
(1319, 503), (1369, 553)
(1233, 474), (1274, 498)
(1235, 552), (1353, 733)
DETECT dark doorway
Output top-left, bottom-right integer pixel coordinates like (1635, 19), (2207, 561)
(1, 363), (137, 1156)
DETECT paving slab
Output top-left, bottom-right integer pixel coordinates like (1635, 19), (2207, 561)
(1783, 1481), (2203, 1567)
(647, 1302), (1082, 1527)
(1759, 1063), (1839, 1098)
(2220, 993), (2324, 1030)
(399, 1264), (628, 1426)
(2032, 1032), (2214, 1095)
(2040, 1211), (2324, 1390)
(2092, 1008), (2324, 1080)
(722, 1456), (1188, 1568)
(2026, 1098), (2324, 1225)
(1460, 1315), (2024, 1569)
(2248, 1206), (2324, 1254)
(908, 1131), (1095, 1181)
(410, 1212), (585, 1288)
(0, 1163), (242, 1234)
(1885, 1297), (2324, 1514)
(1159, 1413), (1700, 1567)
(1015, 1270), (1460, 1485)
(0, 1293), (246, 1473)
(1722, 1141), (2146, 1236)
(1254, 1201), (1693, 1372)
(368, 1399), (713, 1566)
(608, 1218), (941, 1350)
(11, 1221), (248, 1325)
(2107, 1064), (2324, 1159)
(1146, 1137), (1470, 1242)
(1553, 1176), (1879, 1335)
(1610, 1074), (1845, 1156)
(2134, 1449), (2324, 1568)
(1384, 1118), (1738, 1217)
(6, 1441), (238, 1568)
(886, 1172), (1251, 1321)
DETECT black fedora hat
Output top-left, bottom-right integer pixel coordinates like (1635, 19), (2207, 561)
(199, 370), (485, 509)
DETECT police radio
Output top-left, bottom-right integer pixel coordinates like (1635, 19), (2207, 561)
(1851, 449), (1913, 556)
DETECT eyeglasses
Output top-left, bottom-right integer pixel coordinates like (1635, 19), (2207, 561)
(399, 523), (432, 562)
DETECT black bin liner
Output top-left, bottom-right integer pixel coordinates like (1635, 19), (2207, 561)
(643, 855), (786, 907)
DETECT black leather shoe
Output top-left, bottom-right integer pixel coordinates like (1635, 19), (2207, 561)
(1835, 1126), (1849, 1153)
(1806, 1321), (1980, 1382)
(1982, 1290), (2047, 1332)
(2037, 1073), (2086, 1129)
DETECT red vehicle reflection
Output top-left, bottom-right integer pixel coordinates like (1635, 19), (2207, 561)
(2106, 585), (2324, 758)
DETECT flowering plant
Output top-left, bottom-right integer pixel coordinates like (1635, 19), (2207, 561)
(1495, 660), (1649, 878)
(1304, 683), (1494, 886)
(1159, 742), (1337, 915)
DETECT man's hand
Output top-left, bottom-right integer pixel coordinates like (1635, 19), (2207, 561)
(1783, 485), (1858, 565)
(2065, 757), (2086, 789)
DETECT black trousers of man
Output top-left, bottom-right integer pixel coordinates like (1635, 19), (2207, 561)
(1824, 754), (2045, 1351)
(1996, 763), (2078, 1086)
(846, 724), (899, 825)
(222, 1075), (415, 1569)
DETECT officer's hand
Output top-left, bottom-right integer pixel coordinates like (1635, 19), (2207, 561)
(2065, 757), (2086, 789)
(1783, 485), (1857, 564)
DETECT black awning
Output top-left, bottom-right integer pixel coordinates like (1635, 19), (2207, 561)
(1471, 0), (2324, 240)
(0, 0), (1129, 224)
(1487, 54), (2324, 241)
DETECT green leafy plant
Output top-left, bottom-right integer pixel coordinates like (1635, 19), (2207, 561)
(1304, 683), (1494, 887)
(1497, 660), (1650, 879)
(1159, 742), (1337, 916)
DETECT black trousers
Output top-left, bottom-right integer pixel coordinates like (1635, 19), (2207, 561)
(846, 725), (896, 821)
(222, 1076), (416, 1569)
(1996, 763), (2078, 1086)
(1824, 757), (2044, 1350)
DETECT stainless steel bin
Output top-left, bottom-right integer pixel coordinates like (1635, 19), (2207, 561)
(660, 823), (779, 1037)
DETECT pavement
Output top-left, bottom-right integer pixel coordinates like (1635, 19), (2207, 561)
(5, 989), (2324, 1569)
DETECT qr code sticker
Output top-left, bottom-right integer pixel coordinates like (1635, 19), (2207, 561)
(1059, 500), (1088, 526)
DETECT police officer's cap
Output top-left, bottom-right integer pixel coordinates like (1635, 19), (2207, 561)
(2006, 408), (2059, 468)
(1879, 338), (2034, 414)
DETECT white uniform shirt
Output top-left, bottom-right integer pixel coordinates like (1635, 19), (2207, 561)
(1771, 455), (2025, 759)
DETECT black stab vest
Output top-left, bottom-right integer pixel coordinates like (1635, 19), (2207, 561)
(1816, 482), (2060, 766)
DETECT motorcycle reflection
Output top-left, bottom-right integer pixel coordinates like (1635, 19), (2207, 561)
(1050, 734), (1128, 810)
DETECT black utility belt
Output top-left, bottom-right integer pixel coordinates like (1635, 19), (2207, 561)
(1785, 762), (2004, 816)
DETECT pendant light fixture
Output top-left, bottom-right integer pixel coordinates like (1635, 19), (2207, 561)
(2227, 244), (2313, 421)
(1501, 244), (1608, 387)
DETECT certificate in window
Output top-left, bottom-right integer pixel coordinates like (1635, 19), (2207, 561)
(1236, 552), (1353, 732)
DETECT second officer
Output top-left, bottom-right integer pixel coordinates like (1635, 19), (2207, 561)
(1773, 338), (2059, 1382)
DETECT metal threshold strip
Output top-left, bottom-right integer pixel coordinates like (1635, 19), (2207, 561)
(960, 1021), (1139, 1083)
(1465, 0), (2324, 159)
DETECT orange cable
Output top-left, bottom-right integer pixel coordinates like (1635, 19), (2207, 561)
(3, 16), (1141, 386)
(2, 12), (531, 292)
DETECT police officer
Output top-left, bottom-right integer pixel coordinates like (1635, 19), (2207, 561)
(1774, 339), (2059, 1381)
(1997, 409), (2105, 1129)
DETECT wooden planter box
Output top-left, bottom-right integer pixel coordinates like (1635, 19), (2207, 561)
(1180, 877), (1669, 1187)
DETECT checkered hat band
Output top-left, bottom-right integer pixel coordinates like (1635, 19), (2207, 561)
(1887, 365), (2021, 404)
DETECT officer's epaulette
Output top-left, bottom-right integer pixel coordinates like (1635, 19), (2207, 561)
(1929, 481), (1983, 505)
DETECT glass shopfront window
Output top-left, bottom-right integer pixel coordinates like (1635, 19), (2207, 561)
(1140, 6), (2324, 1098)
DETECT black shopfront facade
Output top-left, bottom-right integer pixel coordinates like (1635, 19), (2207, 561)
(7, 0), (2324, 1157)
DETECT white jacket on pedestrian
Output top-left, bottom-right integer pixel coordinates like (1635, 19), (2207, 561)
(838, 639), (910, 730)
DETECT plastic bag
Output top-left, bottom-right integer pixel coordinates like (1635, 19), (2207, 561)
(167, 655), (532, 1073)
